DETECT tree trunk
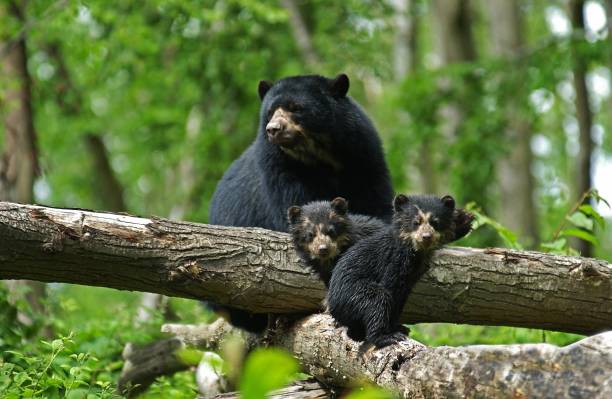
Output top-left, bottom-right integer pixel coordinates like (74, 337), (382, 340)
(391, 0), (438, 194)
(484, 0), (539, 248)
(1, 202), (611, 335)
(83, 134), (127, 212)
(280, 0), (320, 68)
(430, 0), (477, 204)
(570, 0), (594, 257)
(0, 0), (48, 330)
(162, 316), (612, 399)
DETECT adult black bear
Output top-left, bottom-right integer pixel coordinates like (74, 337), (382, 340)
(208, 74), (393, 332)
(287, 197), (386, 287)
(327, 194), (473, 348)
(209, 74), (393, 231)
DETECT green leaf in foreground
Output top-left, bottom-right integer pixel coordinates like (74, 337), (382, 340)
(239, 348), (299, 399)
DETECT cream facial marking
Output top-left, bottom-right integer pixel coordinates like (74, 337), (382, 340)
(400, 206), (441, 250)
(268, 108), (341, 169)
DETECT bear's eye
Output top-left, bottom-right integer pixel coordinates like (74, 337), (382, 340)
(326, 226), (336, 237)
(430, 218), (439, 229)
(304, 231), (314, 241)
(286, 102), (303, 112)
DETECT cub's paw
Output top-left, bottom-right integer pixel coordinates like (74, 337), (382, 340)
(371, 332), (407, 348)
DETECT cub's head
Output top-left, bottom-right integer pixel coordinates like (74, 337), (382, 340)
(257, 74), (350, 167)
(287, 197), (351, 262)
(392, 194), (456, 251)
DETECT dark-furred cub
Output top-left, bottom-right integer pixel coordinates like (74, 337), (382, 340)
(327, 194), (472, 348)
(287, 197), (386, 287)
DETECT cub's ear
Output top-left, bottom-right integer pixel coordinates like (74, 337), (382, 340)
(441, 195), (456, 209)
(258, 80), (273, 100)
(330, 73), (349, 98)
(331, 197), (348, 215)
(287, 206), (302, 224)
(393, 194), (410, 212)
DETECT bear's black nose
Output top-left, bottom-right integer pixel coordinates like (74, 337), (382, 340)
(266, 121), (283, 137)
(318, 244), (329, 255)
(422, 232), (432, 240)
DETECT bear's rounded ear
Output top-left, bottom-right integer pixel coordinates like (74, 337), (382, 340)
(393, 194), (410, 212)
(441, 195), (455, 209)
(287, 206), (302, 224)
(258, 80), (273, 100)
(331, 197), (348, 215)
(330, 73), (349, 98)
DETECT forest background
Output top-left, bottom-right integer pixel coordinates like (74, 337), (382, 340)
(1, 0), (611, 397)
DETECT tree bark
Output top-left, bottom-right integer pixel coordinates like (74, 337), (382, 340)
(570, 0), (594, 257)
(1, 202), (611, 335)
(210, 380), (330, 399)
(164, 316), (612, 399)
(484, 0), (539, 248)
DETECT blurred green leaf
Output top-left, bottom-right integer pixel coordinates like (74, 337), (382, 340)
(566, 212), (593, 231)
(239, 348), (299, 399)
(540, 238), (567, 253)
(561, 228), (599, 246)
(176, 348), (203, 367)
(578, 205), (605, 228)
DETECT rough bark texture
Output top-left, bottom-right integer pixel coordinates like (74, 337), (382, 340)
(570, 0), (594, 257)
(1, 202), (612, 335)
(210, 380), (330, 399)
(485, 0), (539, 248)
(165, 316), (612, 399)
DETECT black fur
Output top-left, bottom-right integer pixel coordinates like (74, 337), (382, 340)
(209, 74), (393, 232)
(288, 197), (386, 287)
(208, 74), (393, 332)
(327, 194), (471, 348)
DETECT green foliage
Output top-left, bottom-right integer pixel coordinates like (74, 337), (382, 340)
(541, 189), (610, 255)
(345, 385), (395, 399)
(466, 202), (523, 250)
(239, 348), (299, 399)
(1, 334), (121, 399)
(408, 323), (583, 347)
(2, 0), (612, 397)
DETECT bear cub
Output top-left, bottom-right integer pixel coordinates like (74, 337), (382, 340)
(327, 194), (473, 348)
(287, 197), (386, 287)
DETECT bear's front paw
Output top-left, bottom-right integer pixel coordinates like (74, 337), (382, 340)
(371, 332), (407, 348)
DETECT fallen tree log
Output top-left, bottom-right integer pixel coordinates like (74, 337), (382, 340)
(210, 379), (330, 399)
(1, 201), (611, 334)
(163, 315), (612, 399)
